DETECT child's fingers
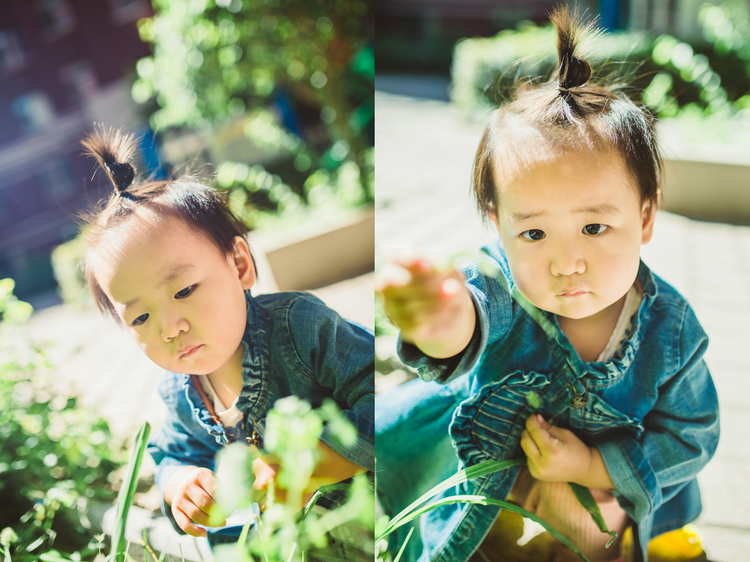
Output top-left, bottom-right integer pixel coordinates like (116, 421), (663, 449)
(194, 469), (219, 497)
(520, 429), (541, 459)
(375, 262), (414, 293)
(524, 414), (552, 452)
(172, 506), (208, 537)
(177, 495), (215, 526)
(251, 457), (279, 490)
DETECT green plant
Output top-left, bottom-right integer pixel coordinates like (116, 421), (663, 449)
(450, 7), (750, 122)
(0, 279), (123, 561)
(211, 396), (374, 561)
(133, 0), (374, 229)
(375, 458), (615, 562)
(450, 23), (654, 120)
(111, 422), (151, 562)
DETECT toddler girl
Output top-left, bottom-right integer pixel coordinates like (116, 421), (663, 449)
(80, 127), (374, 546)
(376, 7), (719, 562)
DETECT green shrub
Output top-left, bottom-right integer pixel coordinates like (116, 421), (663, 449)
(451, 10), (750, 121)
(50, 237), (91, 308)
(0, 279), (121, 561)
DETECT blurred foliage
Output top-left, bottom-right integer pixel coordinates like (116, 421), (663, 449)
(133, 0), (374, 229)
(50, 236), (91, 309)
(451, 2), (750, 123)
(642, 1), (750, 119)
(0, 279), (123, 561)
(213, 395), (374, 561)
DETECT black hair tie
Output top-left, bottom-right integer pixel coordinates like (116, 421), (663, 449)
(103, 161), (135, 193)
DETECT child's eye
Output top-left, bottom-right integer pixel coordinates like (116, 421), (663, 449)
(131, 313), (149, 327)
(583, 224), (609, 235)
(521, 229), (546, 241)
(175, 285), (196, 299)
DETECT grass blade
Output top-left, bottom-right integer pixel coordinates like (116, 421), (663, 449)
(112, 421), (151, 562)
(378, 458), (524, 539)
(390, 495), (592, 562)
(392, 527), (414, 562)
(568, 483), (617, 547)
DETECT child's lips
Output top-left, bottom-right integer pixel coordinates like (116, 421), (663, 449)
(558, 288), (589, 297)
(178, 344), (202, 358)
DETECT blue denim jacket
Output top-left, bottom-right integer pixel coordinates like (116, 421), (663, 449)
(376, 239), (719, 562)
(147, 290), (374, 533)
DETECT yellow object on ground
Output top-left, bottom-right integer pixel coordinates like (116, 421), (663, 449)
(621, 524), (708, 562)
(470, 511), (708, 562)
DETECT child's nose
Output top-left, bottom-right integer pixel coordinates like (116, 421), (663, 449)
(550, 241), (585, 277)
(161, 314), (189, 341)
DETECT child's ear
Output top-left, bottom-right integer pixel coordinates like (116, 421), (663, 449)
(641, 191), (660, 244)
(232, 236), (256, 290)
(489, 213), (499, 230)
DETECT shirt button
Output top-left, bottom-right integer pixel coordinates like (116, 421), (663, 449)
(570, 394), (588, 408)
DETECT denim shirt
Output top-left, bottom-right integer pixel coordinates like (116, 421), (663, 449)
(147, 290), (374, 532)
(375, 239), (719, 562)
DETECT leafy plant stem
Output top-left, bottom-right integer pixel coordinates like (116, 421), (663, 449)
(378, 458), (525, 539)
(112, 422), (151, 562)
(394, 495), (592, 562)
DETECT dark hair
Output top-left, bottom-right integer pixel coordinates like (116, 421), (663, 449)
(80, 125), (251, 322)
(472, 5), (661, 221)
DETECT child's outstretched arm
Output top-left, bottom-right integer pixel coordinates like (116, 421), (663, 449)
(376, 255), (476, 359)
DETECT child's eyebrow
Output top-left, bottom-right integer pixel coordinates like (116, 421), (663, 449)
(122, 264), (196, 309)
(507, 211), (545, 223)
(159, 263), (196, 287)
(506, 203), (620, 224)
(573, 203), (620, 215)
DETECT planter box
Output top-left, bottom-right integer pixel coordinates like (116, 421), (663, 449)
(662, 158), (750, 224)
(249, 208), (374, 293)
(659, 119), (750, 225)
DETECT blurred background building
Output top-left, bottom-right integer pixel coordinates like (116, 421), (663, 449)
(377, 0), (721, 75)
(0, 0), (375, 309)
(0, 0), (157, 306)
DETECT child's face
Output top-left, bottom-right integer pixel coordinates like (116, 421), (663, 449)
(493, 150), (655, 321)
(93, 211), (255, 376)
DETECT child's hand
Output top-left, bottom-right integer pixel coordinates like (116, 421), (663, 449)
(376, 255), (476, 358)
(520, 414), (593, 484)
(250, 454), (313, 511)
(164, 466), (226, 537)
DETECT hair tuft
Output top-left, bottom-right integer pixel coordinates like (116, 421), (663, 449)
(81, 124), (138, 193)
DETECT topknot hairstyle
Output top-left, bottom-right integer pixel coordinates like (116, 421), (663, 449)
(81, 126), (138, 194)
(80, 125), (251, 322)
(472, 5), (662, 221)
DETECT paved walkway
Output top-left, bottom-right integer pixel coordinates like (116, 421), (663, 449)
(374, 87), (750, 561)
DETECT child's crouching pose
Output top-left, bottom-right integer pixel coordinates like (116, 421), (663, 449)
(376, 7), (719, 562)
(80, 128), (374, 547)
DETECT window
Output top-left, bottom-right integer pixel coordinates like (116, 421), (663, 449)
(38, 159), (77, 202)
(0, 29), (30, 72)
(36, 0), (76, 38)
(11, 91), (56, 132)
(107, 0), (150, 24)
(59, 61), (98, 103)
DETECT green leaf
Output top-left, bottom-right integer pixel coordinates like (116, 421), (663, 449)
(569, 483), (618, 548)
(391, 495), (593, 562)
(112, 422), (151, 562)
(378, 458), (525, 540)
(392, 526), (414, 562)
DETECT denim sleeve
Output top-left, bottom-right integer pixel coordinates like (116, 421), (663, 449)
(286, 295), (375, 472)
(146, 378), (221, 534)
(397, 259), (514, 384)
(597, 304), (720, 528)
